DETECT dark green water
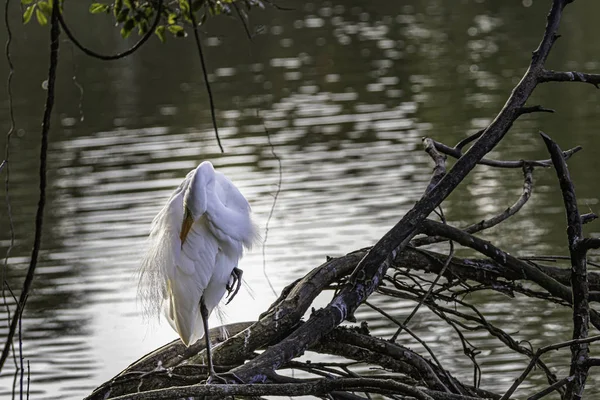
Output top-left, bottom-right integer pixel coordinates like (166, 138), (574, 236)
(0, 0), (599, 398)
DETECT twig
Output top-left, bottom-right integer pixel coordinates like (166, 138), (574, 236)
(66, 42), (85, 122)
(541, 132), (590, 398)
(527, 376), (574, 400)
(539, 69), (600, 87)
(584, 358), (600, 369)
(455, 129), (483, 152)
(423, 138), (446, 193)
(262, 126), (282, 297)
(0, 0), (60, 373)
(432, 139), (581, 168)
(578, 237), (600, 251)
(381, 283), (559, 389)
(189, 5), (223, 152)
(2, 0), (17, 373)
(392, 215), (454, 341)
(517, 105), (555, 115)
(26, 360), (29, 400)
(500, 335), (600, 400)
(418, 219), (600, 328)
(520, 254), (600, 269)
(413, 164), (533, 247)
(580, 213), (597, 225)
(232, 1), (253, 40)
(57, 0), (163, 61)
(363, 301), (461, 394)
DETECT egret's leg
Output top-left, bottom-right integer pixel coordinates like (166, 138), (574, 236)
(225, 267), (243, 305)
(200, 298), (245, 384)
(200, 298), (220, 382)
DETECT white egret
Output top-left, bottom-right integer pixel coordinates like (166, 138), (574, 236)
(138, 161), (257, 381)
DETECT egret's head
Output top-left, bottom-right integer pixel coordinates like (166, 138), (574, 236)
(180, 161), (216, 244)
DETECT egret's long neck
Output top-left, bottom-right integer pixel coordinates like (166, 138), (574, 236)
(184, 162), (214, 218)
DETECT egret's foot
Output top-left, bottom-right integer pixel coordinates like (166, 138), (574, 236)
(225, 267), (243, 304)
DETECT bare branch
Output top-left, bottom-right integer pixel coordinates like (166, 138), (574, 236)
(413, 165), (533, 246)
(541, 132), (590, 398)
(431, 139), (582, 168)
(57, 1), (163, 61)
(188, 4), (224, 152)
(501, 335), (600, 400)
(419, 219), (600, 327)
(226, 0), (575, 378)
(539, 69), (600, 87)
(517, 105), (555, 115)
(423, 138), (447, 193)
(580, 213), (598, 225)
(108, 378), (436, 400)
(528, 376), (574, 400)
(578, 238), (600, 251)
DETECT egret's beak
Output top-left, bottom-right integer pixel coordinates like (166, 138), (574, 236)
(180, 207), (194, 243)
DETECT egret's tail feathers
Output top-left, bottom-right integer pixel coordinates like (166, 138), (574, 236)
(138, 197), (183, 321)
(138, 228), (178, 320)
(247, 220), (262, 250)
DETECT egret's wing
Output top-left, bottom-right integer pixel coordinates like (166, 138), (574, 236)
(206, 171), (258, 249)
(169, 218), (220, 344)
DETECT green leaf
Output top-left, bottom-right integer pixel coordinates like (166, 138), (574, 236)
(116, 7), (130, 22)
(167, 24), (185, 37)
(138, 20), (148, 35)
(120, 18), (135, 38)
(35, 8), (48, 25)
(155, 25), (166, 43)
(37, 0), (51, 15)
(113, 0), (122, 18)
(22, 5), (35, 23)
(21, 0), (35, 5)
(89, 3), (109, 14)
(179, 0), (190, 16)
(143, 4), (153, 17)
(167, 12), (177, 25)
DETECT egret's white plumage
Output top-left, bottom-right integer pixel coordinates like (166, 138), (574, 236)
(139, 161), (256, 347)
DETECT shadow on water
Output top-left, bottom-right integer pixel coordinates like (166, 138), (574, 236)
(0, 0), (599, 398)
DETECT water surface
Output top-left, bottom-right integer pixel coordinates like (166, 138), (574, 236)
(1, 1), (600, 398)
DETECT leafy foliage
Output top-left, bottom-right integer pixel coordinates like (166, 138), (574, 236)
(22, 0), (267, 41)
(22, 0), (55, 26)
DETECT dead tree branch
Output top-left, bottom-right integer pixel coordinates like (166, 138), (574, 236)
(413, 164), (534, 247)
(108, 378), (437, 400)
(431, 139), (581, 168)
(541, 132), (591, 398)
(539, 69), (600, 87)
(224, 0), (578, 384)
(501, 335), (600, 400)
